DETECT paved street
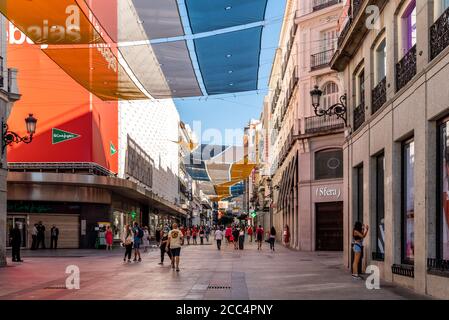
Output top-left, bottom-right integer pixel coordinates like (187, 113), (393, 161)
(0, 241), (427, 300)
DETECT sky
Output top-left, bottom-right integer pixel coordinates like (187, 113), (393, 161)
(175, 0), (286, 147)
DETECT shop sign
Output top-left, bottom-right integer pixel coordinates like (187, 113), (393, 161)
(52, 128), (80, 144)
(316, 186), (341, 198)
(110, 141), (117, 156)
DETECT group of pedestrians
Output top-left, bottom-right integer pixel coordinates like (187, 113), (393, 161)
(175, 225), (211, 245)
(121, 222), (151, 263)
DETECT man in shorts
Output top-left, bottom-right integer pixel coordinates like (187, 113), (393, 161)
(132, 222), (143, 262)
(168, 223), (184, 272)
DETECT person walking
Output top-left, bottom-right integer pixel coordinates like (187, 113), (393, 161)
(225, 225), (232, 246)
(142, 226), (150, 253)
(186, 227), (191, 245)
(122, 225), (133, 263)
(256, 225), (264, 250)
(168, 223), (183, 272)
(205, 226), (211, 243)
(247, 225), (253, 242)
(283, 225), (290, 247)
(352, 222), (369, 279)
(232, 226), (239, 250)
(155, 225), (161, 245)
(238, 226), (245, 250)
(180, 225), (186, 246)
(105, 225), (113, 251)
(214, 227), (223, 250)
(199, 226), (205, 245)
(192, 227), (197, 245)
(10, 223), (23, 262)
(37, 221), (46, 249)
(132, 222), (143, 262)
(269, 226), (276, 251)
(158, 231), (172, 265)
(31, 223), (38, 250)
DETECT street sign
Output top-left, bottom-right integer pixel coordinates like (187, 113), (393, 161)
(52, 128), (80, 144)
(110, 141), (117, 156)
(250, 211), (257, 218)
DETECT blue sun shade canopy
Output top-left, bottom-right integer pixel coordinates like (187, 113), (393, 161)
(231, 182), (245, 197)
(194, 27), (263, 95)
(186, 162), (211, 181)
(185, 0), (268, 34)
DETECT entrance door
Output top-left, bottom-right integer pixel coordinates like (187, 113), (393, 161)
(315, 202), (343, 251)
(6, 216), (27, 248)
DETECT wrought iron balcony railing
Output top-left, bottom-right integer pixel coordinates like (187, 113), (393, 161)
(428, 258), (449, 276)
(313, 0), (341, 12)
(371, 77), (387, 114)
(311, 48), (335, 71)
(336, 0), (364, 47)
(392, 264), (414, 278)
(353, 102), (365, 131)
(430, 6), (449, 61)
(396, 45), (417, 92)
(304, 115), (345, 134)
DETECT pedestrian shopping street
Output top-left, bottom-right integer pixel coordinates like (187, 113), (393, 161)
(0, 240), (426, 300)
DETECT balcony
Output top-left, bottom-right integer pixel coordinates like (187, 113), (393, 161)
(396, 45), (416, 92)
(428, 258), (449, 277)
(353, 102), (365, 131)
(278, 122), (300, 166)
(304, 115), (345, 134)
(371, 76), (387, 114)
(313, 0), (341, 11)
(430, 6), (449, 61)
(311, 48), (334, 71)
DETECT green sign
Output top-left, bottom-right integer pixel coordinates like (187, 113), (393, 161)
(130, 211), (136, 220)
(251, 211), (257, 218)
(110, 141), (117, 156)
(52, 128), (80, 145)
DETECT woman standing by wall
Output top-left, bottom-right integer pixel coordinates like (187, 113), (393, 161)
(122, 225), (133, 263)
(105, 226), (113, 251)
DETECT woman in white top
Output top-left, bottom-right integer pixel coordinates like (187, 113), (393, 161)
(122, 225), (134, 263)
(142, 226), (151, 252)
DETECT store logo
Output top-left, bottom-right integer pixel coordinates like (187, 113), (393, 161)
(52, 128), (81, 144)
(316, 187), (341, 198)
(110, 141), (117, 156)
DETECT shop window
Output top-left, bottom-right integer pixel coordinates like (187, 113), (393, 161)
(315, 149), (343, 180)
(355, 165), (364, 223)
(402, 138), (415, 264)
(438, 122), (449, 260)
(374, 153), (385, 260)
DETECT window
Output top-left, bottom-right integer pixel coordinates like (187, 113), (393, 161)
(322, 82), (339, 110)
(438, 122), (449, 260)
(357, 69), (365, 106)
(400, 1), (417, 56)
(435, 0), (449, 20)
(320, 29), (337, 52)
(402, 138), (415, 263)
(356, 165), (364, 223)
(375, 153), (385, 259)
(315, 149), (343, 180)
(375, 38), (387, 84)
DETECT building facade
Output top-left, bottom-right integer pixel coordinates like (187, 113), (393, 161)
(267, 0), (345, 251)
(0, 15), (21, 266)
(331, 0), (449, 299)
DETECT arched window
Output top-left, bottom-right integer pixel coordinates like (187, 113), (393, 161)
(315, 148), (343, 180)
(322, 82), (339, 110)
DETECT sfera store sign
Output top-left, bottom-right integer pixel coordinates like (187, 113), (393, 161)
(315, 186), (341, 199)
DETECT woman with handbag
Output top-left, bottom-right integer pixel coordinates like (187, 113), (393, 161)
(122, 225), (133, 263)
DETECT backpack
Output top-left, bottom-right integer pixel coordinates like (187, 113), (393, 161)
(137, 227), (144, 239)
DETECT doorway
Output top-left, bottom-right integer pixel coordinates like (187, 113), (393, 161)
(315, 202), (343, 251)
(6, 216), (27, 248)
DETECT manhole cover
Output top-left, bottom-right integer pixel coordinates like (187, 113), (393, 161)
(43, 285), (67, 290)
(207, 282), (231, 290)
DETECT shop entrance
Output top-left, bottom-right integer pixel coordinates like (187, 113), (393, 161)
(315, 202), (343, 251)
(6, 216), (27, 248)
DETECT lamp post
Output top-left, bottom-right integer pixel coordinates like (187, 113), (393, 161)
(310, 85), (347, 126)
(2, 114), (37, 155)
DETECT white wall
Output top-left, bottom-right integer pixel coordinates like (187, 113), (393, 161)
(118, 99), (180, 204)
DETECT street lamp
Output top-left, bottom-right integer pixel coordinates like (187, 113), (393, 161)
(2, 114), (37, 154)
(310, 85), (347, 126)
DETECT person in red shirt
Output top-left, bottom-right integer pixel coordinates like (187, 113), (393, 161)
(180, 226), (186, 245)
(225, 225), (232, 245)
(192, 227), (198, 245)
(247, 225), (253, 242)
